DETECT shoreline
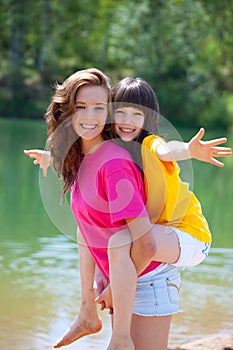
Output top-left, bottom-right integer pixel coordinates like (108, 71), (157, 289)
(169, 334), (233, 350)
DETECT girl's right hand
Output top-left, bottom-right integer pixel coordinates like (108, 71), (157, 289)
(95, 284), (113, 314)
(94, 265), (112, 313)
(24, 149), (51, 177)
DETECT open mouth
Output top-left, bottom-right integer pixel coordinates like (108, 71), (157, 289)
(119, 127), (136, 133)
(81, 124), (97, 130)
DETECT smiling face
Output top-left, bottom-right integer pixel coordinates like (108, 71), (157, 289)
(114, 106), (145, 142)
(72, 85), (108, 153)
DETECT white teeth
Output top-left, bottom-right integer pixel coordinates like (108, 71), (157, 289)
(82, 124), (97, 129)
(120, 127), (135, 133)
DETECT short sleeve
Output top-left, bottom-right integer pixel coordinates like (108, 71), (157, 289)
(102, 159), (148, 224)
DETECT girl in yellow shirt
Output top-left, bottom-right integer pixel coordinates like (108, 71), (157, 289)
(24, 76), (231, 350)
(110, 77), (230, 270)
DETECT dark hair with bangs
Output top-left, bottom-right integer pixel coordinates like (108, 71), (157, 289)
(111, 77), (160, 168)
(111, 77), (160, 144)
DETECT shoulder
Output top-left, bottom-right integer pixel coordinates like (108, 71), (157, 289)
(142, 135), (165, 154)
(102, 140), (133, 161)
(100, 141), (141, 176)
(142, 135), (179, 175)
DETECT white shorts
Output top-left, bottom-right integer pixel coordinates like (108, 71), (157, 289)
(172, 228), (211, 267)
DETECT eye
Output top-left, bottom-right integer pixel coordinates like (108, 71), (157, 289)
(95, 106), (105, 111)
(114, 110), (124, 115)
(76, 105), (85, 110)
(134, 112), (144, 118)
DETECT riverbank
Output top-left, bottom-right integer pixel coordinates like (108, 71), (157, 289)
(169, 334), (233, 350)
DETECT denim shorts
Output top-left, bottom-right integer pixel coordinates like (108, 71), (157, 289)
(133, 264), (181, 317)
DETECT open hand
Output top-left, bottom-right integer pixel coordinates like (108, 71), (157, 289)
(24, 149), (51, 176)
(189, 128), (232, 167)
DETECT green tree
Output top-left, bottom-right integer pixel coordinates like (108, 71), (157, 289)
(0, 0), (232, 127)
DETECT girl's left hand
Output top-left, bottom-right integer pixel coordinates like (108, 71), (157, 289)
(189, 128), (232, 167)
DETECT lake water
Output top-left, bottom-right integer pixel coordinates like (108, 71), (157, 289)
(0, 118), (233, 349)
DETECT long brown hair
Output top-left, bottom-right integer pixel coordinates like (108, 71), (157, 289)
(45, 68), (112, 196)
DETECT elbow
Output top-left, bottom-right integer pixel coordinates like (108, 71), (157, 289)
(108, 230), (132, 259)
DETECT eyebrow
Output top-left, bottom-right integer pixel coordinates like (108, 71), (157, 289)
(114, 108), (144, 113)
(75, 102), (107, 106)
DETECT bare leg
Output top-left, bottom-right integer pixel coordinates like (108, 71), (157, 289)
(105, 225), (179, 349)
(107, 231), (136, 350)
(53, 230), (102, 348)
(131, 314), (172, 350)
(148, 224), (180, 263)
(130, 223), (181, 275)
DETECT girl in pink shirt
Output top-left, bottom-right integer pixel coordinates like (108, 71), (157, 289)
(43, 68), (169, 350)
(25, 69), (231, 350)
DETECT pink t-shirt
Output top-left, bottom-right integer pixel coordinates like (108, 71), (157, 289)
(71, 141), (161, 279)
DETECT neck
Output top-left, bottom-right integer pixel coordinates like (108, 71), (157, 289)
(82, 136), (105, 155)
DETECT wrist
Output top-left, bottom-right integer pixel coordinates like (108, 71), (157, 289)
(187, 141), (193, 159)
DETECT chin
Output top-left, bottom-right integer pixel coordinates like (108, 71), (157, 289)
(121, 137), (133, 142)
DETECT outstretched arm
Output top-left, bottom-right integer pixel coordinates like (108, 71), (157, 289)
(157, 127), (232, 166)
(24, 149), (51, 176)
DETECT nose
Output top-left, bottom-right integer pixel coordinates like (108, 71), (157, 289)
(85, 106), (96, 119)
(122, 112), (133, 124)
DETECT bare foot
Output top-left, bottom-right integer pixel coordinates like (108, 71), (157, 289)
(53, 315), (102, 348)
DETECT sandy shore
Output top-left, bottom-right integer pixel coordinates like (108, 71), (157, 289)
(169, 334), (233, 350)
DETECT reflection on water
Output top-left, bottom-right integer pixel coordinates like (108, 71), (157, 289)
(1, 235), (232, 349)
(0, 236), (111, 350)
(171, 248), (233, 346)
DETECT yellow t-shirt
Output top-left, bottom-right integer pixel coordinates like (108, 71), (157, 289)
(142, 135), (211, 243)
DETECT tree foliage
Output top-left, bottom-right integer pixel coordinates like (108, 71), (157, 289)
(0, 0), (232, 128)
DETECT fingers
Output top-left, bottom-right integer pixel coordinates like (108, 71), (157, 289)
(24, 150), (42, 162)
(210, 146), (232, 166)
(41, 166), (47, 177)
(212, 147), (232, 157)
(194, 127), (205, 141)
(95, 294), (103, 305)
(100, 301), (106, 311)
(24, 150), (40, 156)
(193, 130), (230, 150)
(95, 295), (107, 310)
(210, 158), (224, 167)
(94, 277), (109, 297)
(95, 286), (113, 310)
(28, 153), (38, 159)
(109, 308), (114, 315)
(32, 159), (48, 176)
(207, 137), (228, 147)
(24, 149), (49, 177)
(95, 296), (113, 313)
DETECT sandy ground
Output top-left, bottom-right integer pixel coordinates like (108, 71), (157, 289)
(169, 334), (233, 350)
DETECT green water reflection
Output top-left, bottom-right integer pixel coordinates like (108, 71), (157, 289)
(0, 118), (232, 349)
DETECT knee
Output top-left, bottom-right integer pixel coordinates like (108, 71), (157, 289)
(146, 240), (157, 260)
(137, 232), (157, 261)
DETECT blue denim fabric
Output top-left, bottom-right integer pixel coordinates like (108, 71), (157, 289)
(133, 264), (181, 316)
